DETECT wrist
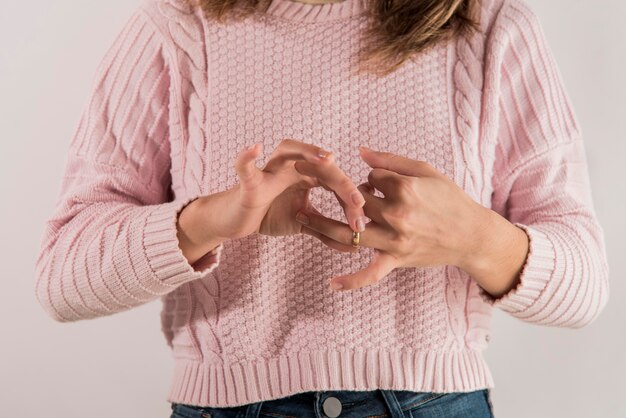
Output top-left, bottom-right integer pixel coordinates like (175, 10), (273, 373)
(459, 208), (530, 298)
(177, 193), (229, 265)
(193, 190), (234, 244)
(454, 203), (495, 274)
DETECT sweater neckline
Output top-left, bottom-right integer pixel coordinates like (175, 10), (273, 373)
(264, 0), (370, 23)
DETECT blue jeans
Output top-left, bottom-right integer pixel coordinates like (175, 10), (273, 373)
(170, 388), (494, 418)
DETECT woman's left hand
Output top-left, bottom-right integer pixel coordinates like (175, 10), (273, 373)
(294, 145), (492, 291)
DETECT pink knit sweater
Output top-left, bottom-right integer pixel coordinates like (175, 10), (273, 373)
(35, 0), (610, 408)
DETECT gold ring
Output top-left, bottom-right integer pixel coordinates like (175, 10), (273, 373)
(351, 231), (360, 247)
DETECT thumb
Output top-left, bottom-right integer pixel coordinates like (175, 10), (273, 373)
(235, 143), (263, 188)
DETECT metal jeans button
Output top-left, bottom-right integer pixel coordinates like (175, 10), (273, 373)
(322, 396), (342, 417)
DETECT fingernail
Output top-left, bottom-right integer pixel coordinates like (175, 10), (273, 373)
(356, 216), (366, 232)
(331, 281), (343, 290)
(295, 211), (309, 225)
(351, 190), (365, 206)
(247, 143), (258, 150)
(317, 149), (331, 159)
(359, 145), (371, 153)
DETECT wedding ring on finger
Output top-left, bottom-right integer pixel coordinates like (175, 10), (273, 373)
(351, 231), (361, 248)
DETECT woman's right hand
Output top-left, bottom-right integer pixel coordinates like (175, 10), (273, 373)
(183, 139), (366, 257)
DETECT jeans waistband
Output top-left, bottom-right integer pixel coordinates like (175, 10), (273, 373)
(242, 389), (445, 418)
(171, 389), (490, 418)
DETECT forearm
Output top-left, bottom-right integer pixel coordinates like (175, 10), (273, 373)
(36, 196), (226, 322)
(457, 207), (530, 299)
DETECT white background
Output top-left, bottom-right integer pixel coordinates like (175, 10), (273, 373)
(1, 0), (624, 416)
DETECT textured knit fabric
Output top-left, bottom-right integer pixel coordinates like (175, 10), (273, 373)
(35, 0), (610, 408)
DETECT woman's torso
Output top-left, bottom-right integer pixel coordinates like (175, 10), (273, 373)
(142, 0), (503, 407)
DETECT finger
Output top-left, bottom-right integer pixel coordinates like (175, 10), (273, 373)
(366, 168), (408, 200)
(300, 202), (356, 252)
(294, 161), (335, 191)
(330, 185), (385, 226)
(357, 181), (375, 195)
(294, 175), (321, 189)
(358, 146), (442, 178)
(295, 208), (391, 249)
(262, 138), (335, 172)
(329, 249), (398, 291)
(300, 226), (359, 253)
(235, 143), (263, 190)
(293, 160), (367, 233)
(355, 183), (387, 225)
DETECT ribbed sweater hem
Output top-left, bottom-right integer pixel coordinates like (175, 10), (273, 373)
(166, 348), (495, 408)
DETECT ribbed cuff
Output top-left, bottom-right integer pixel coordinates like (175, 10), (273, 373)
(143, 195), (223, 286)
(477, 223), (557, 313)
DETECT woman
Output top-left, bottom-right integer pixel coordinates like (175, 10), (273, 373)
(35, 0), (609, 416)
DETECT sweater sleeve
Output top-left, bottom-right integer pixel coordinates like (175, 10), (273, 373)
(478, 0), (610, 328)
(34, 6), (224, 323)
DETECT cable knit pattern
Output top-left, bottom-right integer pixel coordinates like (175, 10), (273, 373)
(35, 0), (609, 408)
(445, 0), (497, 353)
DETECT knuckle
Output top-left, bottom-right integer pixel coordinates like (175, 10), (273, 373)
(382, 205), (409, 224)
(335, 176), (353, 191)
(394, 178), (414, 198)
(278, 138), (295, 149)
(394, 236), (411, 256)
(388, 176), (402, 187)
(386, 153), (400, 166)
